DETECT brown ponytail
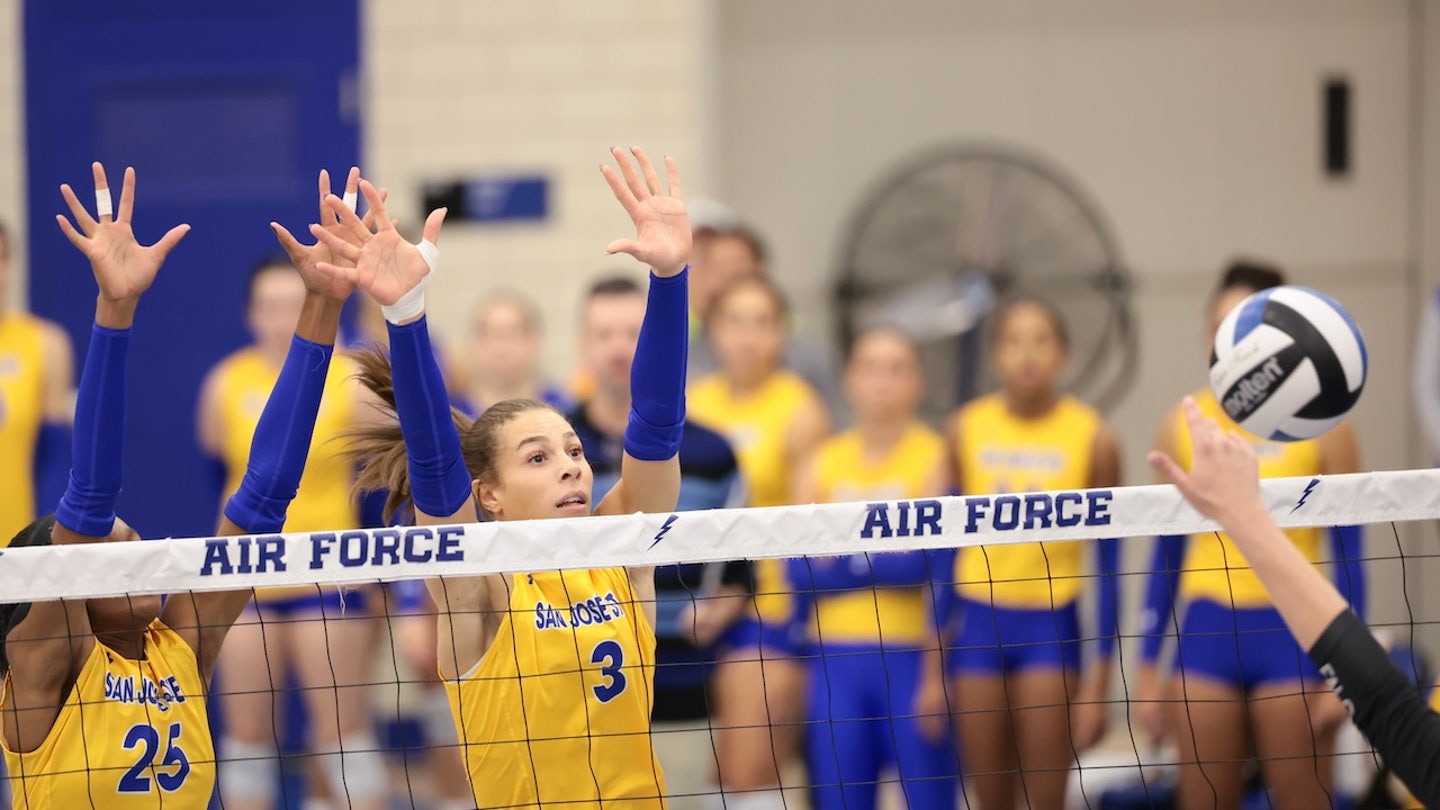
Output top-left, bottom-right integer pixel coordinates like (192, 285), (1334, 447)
(344, 350), (561, 522)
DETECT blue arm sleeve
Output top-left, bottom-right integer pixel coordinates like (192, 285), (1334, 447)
(223, 336), (334, 534)
(55, 324), (130, 537)
(624, 269), (688, 461)
(1095, 538), (1121, 661)
(32, 421), (71, 517)
(1331, 524), (1366, 622)
(1140, 534), (1187, 666)
(387, 317), (472, 518)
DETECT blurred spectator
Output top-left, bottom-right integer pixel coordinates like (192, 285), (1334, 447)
(788, 328), (959, 810)
(196, 256), (387, 810)
(0, 219), (74, 544)
(939, 299), (1122, 810)
(457, 290), (571, 417)
(686, 201), (843, 416)
(688, 277), (832, 807)
(568, 275), (752, 809)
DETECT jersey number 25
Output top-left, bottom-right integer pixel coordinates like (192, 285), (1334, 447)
(118, 722), (190, 793)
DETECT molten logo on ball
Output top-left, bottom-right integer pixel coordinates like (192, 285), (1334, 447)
(1209, 286), (1367, 442)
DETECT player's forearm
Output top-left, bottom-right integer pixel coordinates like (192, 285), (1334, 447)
(295, 291), (344, 346)
(55, 320), (131, 539)
(1220, 504), (1347, 650)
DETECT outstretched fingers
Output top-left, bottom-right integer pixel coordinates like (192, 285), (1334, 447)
(664, 155), (682, 199)
(59, 184), (97, 236)
(360, 188), (390, 231)
(312, 260), (358, 286)
(116, 166), (136, 224)
(612, 146), (650, 201)
(358, 179), (390, 230)
(421, 207), (447, 245)
(632, 146), (663, 196)
(92, 163), (113, 224)
(55, 214), (87, 250)
(270, 221), (305, 258)
(148, 224), (191, 263)
(310, 222), (362, 263)
(342, 167), (361, 213)
(600, 164), (639, 217)
(325, 194), (372, 244)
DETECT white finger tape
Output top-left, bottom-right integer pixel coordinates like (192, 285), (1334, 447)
(94, 188), (113, 219)
(342, 191), (358, 212)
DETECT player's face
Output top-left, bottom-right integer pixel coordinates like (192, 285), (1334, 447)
(994, 303), (1066, 398)
(247, 267), (306, 353)
(471, 300), (539, 386)
(711, 284), (786, 384)
(1208, 286), (1254, 356)
(581, 293), (645, 398)
(482, 408), (594, 521)
(86, 517), (163, 635)
(845, 331), (924, 423)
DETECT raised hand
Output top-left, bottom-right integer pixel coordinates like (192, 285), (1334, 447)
(56, 163), (189, 304)
(271, 167), (389, 303)
(312, 179), (446, 315)
(600, 147), (690, 277)
(1148, 397), (1264, 528)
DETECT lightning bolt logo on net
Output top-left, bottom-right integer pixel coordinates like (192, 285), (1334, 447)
(649, 514), (678, 550)
(1292, 477), (1320, 514)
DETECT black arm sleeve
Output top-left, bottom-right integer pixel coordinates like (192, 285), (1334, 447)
(1308, 610), (1440, 806)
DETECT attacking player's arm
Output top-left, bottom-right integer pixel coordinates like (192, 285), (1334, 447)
(6, 163), (189, 753)
(1073, 421), (1122, 751)
(311, 177), (492, 680)
(583, 148), (691, 617)
(164, 168), (367, 679)
(1151, 396), (1440, 805)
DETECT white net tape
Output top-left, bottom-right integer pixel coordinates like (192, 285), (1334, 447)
(3, 470), (1438, 601)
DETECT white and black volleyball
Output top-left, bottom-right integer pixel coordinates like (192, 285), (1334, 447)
(1209, 285), (1367, 442)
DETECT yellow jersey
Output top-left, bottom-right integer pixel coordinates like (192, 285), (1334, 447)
(0, 314), (49, 544)
(212, 347), (359, 599)
(445, 568), (664, 809)
(688, 369), (819, 625)
(809, 423), (945, 646)
(1175, 390), (1323, 607)
(2, 621), (215, 809)
(955, 394), (1101, 608)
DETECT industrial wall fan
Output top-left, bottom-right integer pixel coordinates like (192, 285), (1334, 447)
(834, 142), (1135, 422)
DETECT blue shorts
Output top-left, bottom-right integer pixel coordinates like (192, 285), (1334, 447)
(713, 616), (802, 660)
(1175, 598), (1319, 690)
(250, 586), (370, 620)
(947, 597), (1081, 675)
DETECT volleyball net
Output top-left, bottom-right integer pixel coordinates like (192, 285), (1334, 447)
(2, 470), (1439, 809)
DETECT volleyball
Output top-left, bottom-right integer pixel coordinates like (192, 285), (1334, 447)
(1209, 285), (1367, 442)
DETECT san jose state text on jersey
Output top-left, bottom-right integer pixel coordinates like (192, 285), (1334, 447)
(859, 490), (1114, 539)
(103, 671), (188, 713)
(534, 591), (626, 630)
(199, 526), (465, 577)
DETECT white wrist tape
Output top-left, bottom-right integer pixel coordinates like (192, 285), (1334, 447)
(94, 188), (113, 219)
(342, 190), (358, 212)
(380, 238), (440, 325)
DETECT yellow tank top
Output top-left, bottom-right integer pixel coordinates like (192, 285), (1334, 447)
(445, 568), (664, 810)
(1176, 390), (1323, 607)
(688, 369), (819, 625)
(2, 621), (216, 809)
(212, 348), (359, 600)
(955, 394), (1101, 608)
(810, 423), (945, 646)
(0, 314), (48, 545)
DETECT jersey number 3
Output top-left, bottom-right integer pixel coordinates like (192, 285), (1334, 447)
(590, 639), (628, 703)
(118, 722), (190, 793)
